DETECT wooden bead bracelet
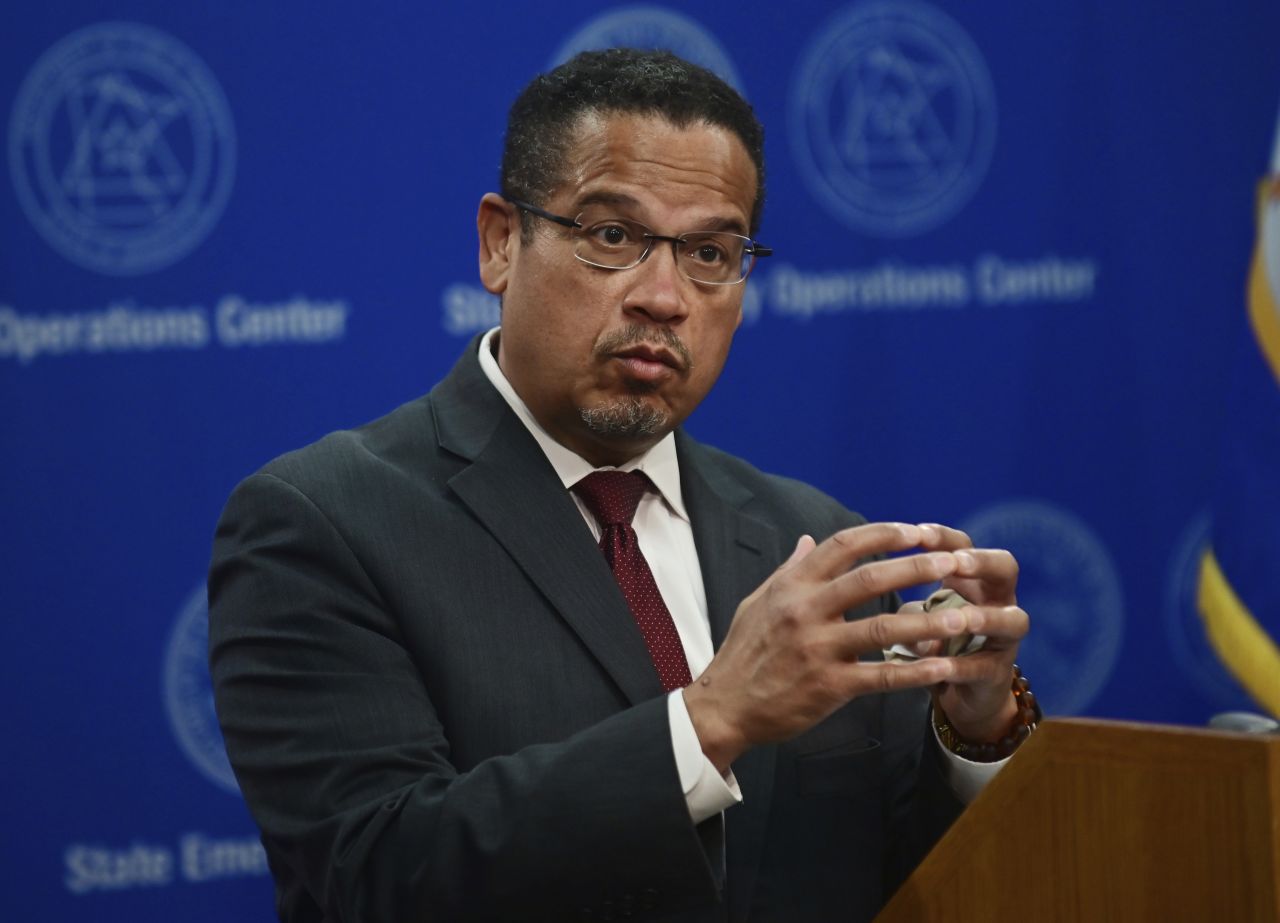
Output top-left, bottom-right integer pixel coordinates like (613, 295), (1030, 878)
(933, 665), (1042, 762)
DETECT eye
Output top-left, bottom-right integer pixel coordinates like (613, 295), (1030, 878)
(586, 222), (638, 248)
(684, 236), (730, 265)
(697, 244), (726, 264)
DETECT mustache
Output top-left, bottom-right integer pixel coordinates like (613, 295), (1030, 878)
(594, 324), (694, 372)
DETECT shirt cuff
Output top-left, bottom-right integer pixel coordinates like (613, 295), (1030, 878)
(933, 721), (1009, 804)
(668, 689), (742, 824)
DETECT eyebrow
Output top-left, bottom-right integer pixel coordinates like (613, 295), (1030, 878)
(574, 190), (641, 211)
(572, 189), (749, 236)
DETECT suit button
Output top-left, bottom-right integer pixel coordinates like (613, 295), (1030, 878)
(640, 888), (659, 911)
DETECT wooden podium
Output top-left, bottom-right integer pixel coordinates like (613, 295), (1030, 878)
(875, 719), (1280, 922)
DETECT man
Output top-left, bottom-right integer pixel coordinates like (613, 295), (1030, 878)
(209, 49), (1033, 922)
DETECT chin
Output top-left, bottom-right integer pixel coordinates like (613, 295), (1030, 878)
(578, 397), (671, 440)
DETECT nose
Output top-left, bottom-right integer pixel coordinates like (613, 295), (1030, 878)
(621, 240), (689, 326)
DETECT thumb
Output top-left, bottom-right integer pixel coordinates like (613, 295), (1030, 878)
(780, 534), (817, 570)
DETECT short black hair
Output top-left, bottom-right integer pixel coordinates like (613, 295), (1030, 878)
(500, 48), (766, 236)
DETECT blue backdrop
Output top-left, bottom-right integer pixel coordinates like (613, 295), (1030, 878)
(4, 2), (1278, 918)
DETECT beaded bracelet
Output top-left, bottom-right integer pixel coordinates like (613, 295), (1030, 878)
(933, 665), (1042, 762)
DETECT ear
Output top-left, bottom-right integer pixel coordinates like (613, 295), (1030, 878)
(478, 193), (517, 295)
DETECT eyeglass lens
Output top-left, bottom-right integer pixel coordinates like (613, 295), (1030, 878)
(573, 213), (755, 284)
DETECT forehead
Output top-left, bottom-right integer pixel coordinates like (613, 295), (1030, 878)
(554, 113), (757, 229)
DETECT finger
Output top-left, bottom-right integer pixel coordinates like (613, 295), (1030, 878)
(917, 523), (974, 551)
(830, 603), (977, 658)
(742, 535), (817, 607)
(913, 639), (943, 657)
(893, 600), (931, 657)
(955, 604), (1029, 644)
(888, 605), (1026, 664)
(951, 547), (1017, 582)
(849, 656), (957, 693)
(935, 650), (1017, 687)
(945, 548), (1019, 603)
(815, 550), (958, 614)
(793, 522), (924, 582)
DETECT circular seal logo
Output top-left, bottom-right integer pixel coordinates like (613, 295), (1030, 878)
(163, 584), (239, 794)
(789, 1), (996, 237)
(551, 6), (745, 93)
(960, 500), (1124, 714)
(8, 22), (236, 275)
(1162, 511), (1254, 710)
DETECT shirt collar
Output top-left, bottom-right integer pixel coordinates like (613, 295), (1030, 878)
(476, 327), (689, 522)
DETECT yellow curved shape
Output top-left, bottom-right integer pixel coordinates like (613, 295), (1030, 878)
(1198, 549), (1280, 718)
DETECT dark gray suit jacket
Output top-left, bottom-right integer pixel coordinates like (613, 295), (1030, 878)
(208, 338), (962, 923)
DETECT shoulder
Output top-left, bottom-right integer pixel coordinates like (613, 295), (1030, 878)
(244, 336), (494, 500)
(253, 393), (439, 498)
(679, 434), (867, 537)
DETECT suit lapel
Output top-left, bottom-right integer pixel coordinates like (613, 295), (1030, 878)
(435, 341), (785, 908)
(678, 434), (783, 917)
(434, 341), (663, 706)
(678, 438), (778, 649)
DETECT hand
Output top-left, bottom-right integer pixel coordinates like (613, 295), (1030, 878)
(913, 523), (1028, 744)
(683, 522), (984, 773)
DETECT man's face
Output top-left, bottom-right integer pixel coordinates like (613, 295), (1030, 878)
(478, 113), (757, 467)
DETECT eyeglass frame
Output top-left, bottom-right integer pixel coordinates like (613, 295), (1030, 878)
(505, 196), (773, 286)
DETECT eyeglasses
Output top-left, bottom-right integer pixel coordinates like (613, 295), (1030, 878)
(507, 197), (772, 285)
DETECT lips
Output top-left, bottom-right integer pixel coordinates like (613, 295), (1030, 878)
(611, 344), (684, 371)
(594, 324), (694, 382)
(607, 344), (686, 386)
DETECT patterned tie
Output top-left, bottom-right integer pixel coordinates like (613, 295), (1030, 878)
(573, 470), (693, 692)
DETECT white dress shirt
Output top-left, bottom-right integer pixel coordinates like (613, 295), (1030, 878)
(476, 328), (1002, 820)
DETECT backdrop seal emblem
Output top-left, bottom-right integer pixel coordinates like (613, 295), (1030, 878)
(551, 6), (744, 93)
(789, 0), (996, 237)
(163, 584), (239, 794)
(8, 22), (236, 275)
(961, 500), (1124, 714)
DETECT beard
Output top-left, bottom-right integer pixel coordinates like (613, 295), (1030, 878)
(578, 397), (669, 439)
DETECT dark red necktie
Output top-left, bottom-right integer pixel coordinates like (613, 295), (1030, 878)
(573, 470), (693, 692)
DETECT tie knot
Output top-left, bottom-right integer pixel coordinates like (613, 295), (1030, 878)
(573, 470), (650, 527)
